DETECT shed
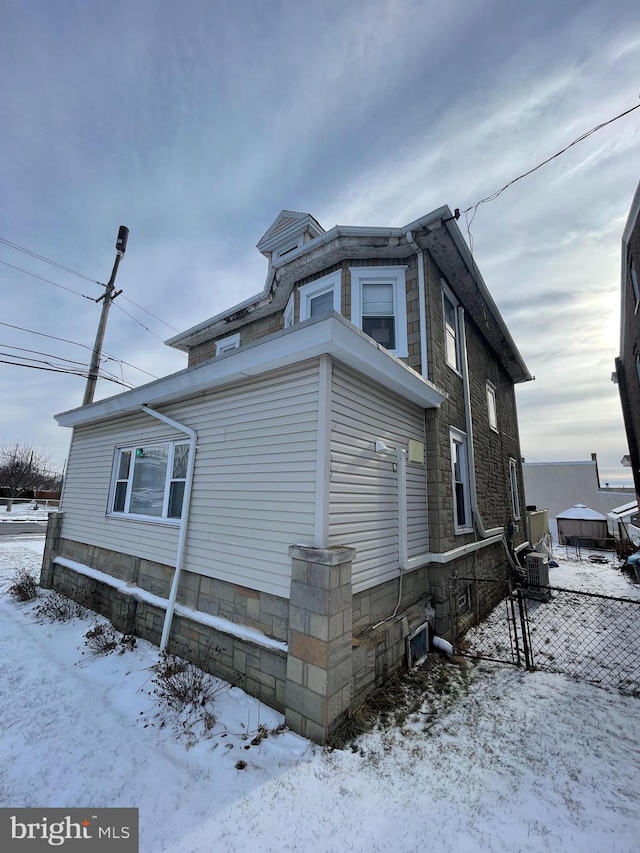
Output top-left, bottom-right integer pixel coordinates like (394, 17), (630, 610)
(557, 504), (609, 547)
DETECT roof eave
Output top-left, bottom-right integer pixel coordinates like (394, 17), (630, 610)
(57, 313), (447, 428)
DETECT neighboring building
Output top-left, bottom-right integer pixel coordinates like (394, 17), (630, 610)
(41, 206), (531, 742)
(523, 454), (634, 541)
(614, 178), (640, 498)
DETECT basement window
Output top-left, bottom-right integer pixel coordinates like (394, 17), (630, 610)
(109, 440), (189, 522)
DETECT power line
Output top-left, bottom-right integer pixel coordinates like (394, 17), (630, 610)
(1, 234), (181, 335)
(0, 236), (102, 285)
(0, 320), (159, 380)
(112, 301), (168, 343)
(120, 294), (180, 333)
(0, 343), (134, 387)
(462, 102), (640, 218)
(0, 259), (95, 300)
(0, 358), (131, 386)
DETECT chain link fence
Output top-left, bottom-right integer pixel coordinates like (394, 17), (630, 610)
(454, 578), (640, 696)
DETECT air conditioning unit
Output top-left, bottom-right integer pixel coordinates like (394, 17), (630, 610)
(525, 552), (551, 600)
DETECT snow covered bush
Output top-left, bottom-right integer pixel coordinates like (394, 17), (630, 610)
(6, 568), (39, 601)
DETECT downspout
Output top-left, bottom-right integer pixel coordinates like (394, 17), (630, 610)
(405, 230), (428, 378)
(140, 404), (197, 652)
(457, 307), (503, 540)
(404, 229), (431, 566)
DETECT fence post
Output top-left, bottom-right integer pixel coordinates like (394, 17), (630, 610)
(516, 589), (534, 671)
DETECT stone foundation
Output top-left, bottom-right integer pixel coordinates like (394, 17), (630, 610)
(40, 515), (512, 742)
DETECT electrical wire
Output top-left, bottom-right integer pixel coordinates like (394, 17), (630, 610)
(111, 301), (168, 343)
(0, 236), (102, 285)
(0, 320), (158, 379)
(2, 235), (182, 336)
(0, 344), (134, 387)
(120, 294), (180, 333)
(462, 102), (640, 218)
(0, 259), (95, 300)
(0, 358), (131, 386)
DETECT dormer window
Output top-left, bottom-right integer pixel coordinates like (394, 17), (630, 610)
(350, 266), (408, 358)
(299, 271), (341, 321)
(273, 238), (303, 263)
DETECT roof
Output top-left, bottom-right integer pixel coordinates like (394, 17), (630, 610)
(55, 313), (447, 429)
(556, 504), (608, 521)
(166, 205), (532, 385)
(607, 501), (638, 520)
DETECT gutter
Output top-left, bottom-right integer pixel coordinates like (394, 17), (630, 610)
(140, 404), (197, 652)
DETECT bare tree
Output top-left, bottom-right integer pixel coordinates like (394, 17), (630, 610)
(0, 443), (60, 511)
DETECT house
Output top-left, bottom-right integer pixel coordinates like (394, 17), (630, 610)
(614, 178), (640, 499)
(522, 453), (635, 542)
(41, 206), (532, 742)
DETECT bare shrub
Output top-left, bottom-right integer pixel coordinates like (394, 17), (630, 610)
(151, 653), (224, 712)
(83, 622), (136, 658)
(7, 569), (39, 602)
(34, 593), (87, 623)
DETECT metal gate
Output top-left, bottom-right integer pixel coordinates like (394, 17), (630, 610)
(454, 577), (640, 695)
(453, 577), (534, 669)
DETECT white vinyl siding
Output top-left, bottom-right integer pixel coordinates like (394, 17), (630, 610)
(60, 363), (320, 597)
(329, 363), (427, 593)
(61, 415), (184, 566)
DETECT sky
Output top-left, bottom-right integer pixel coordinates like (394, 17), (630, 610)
(1, 533), (639, 851)
(1, 0), (639, 488)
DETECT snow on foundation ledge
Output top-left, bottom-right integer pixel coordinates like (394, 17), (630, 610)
(52, 556), (288, 654)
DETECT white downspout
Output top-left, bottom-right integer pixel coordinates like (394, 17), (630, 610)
(140, 404), (197, 652)
(405, 230), (428, 378)
(458, 307), (503, 540)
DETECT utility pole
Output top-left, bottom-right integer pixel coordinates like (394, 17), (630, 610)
(82, 226), (129, 407)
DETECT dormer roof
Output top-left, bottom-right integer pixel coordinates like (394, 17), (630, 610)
(256, 210), (325, 258)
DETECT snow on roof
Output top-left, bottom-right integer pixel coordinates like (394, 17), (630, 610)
(556, 504), (608, 520)
(607, 501), (639, 519)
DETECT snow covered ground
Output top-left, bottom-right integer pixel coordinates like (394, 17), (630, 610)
(1, 536), (639, 852)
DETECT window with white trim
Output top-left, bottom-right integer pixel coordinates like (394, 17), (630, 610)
(110, 440), (189, 521)
(442, 282), (461, 372)
(350, 266), (408, 357)
(299, 271), (341, 321)
(216, 333), (240, 355)
(284, 293), (294, 329)
(486, 382), (498, 432)
(450, 429), (472, 533)
(509, 458), (521, 520)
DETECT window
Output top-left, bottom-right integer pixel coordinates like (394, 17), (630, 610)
(450, 429), (472, 533)
(284, 293), (294, 329)
(486, 382), (498, 432)
(509, 458), (521, 520)
(631, 257), (640, 309)
(110, 441), (189, 521)
(442, 282), (461, 372)
(299, 271), (341, 321)
(216, 333), (240, 355)
(350, 266), (408, 357)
